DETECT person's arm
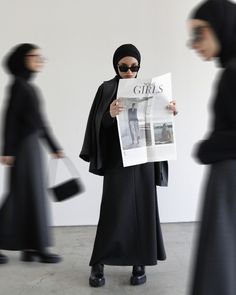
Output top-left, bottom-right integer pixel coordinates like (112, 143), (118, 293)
(38, 105), (63, 155)
(25, 86), (63, 155)
(195, 68), (236, 164)
(102, 98), (124, 128)
(40, 125), (63, 154)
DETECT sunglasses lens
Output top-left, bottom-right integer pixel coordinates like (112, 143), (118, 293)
(119, 65), (129, 72)
(130, 66), (140, 72)
(191, 26), (207, 44)
(193, 30), (200, 43)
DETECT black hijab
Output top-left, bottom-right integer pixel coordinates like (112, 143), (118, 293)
(4, 43), (39, 80)
(190, 0), (236, 67)
(113, 44), (141, 77)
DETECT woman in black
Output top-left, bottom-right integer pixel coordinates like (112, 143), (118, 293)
(80, 44), (177, 287)
(0, 43), (64, 264)
(188, 1), (236, 294)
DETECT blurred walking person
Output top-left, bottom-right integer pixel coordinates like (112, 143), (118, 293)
(0, 43), (64, 264)
(188, 1), (236, 294)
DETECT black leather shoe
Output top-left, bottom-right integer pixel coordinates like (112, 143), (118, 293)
(89, 264), (105, 287)
(130, 265), (147, 285)
(0, 252), (8, 264)
(21, 250), (62, 263)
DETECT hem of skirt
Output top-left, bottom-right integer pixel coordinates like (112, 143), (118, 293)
(89, 258), (166, 266)
(0, 243), (52, 251)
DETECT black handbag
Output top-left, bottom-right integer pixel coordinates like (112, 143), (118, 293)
(48, 157), (84, 202)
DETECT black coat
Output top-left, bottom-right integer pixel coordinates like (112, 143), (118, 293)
(80, 77), (168, 266)
(0, 77), (60, 250)
(80, 76), (168, 185)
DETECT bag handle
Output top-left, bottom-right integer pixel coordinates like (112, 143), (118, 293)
(48, 157), (80, 187)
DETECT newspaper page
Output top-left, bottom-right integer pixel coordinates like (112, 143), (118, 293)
(116, 73), (176, 167)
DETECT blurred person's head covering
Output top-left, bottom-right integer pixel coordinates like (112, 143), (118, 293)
(113, 44), (141, 76)
(4, 43), (39, 79)
(190, 0), (236, 67)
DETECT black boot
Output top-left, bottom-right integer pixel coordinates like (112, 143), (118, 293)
(130, 265), (146, 286)
(0, 252), (8, 264)
(21, 250), (62, 263)
(89, 264), (105, 287)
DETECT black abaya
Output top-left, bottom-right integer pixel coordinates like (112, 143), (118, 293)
(90, 163), (166, 266)
(80, 77), (167, 266)
(0, 76), (60, 251)
(190, 1), (236, 295)
(0, 132), (51, 250)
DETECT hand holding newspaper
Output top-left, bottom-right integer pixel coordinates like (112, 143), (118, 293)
(116, 73), (177, 167)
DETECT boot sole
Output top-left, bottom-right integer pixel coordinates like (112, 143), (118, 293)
(89, 277), (105, 287)
(130, 274), (147, 286)
(21, 254), (62, 263)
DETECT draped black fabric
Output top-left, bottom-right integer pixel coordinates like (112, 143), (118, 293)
(0, 132), (52, 250)
(89, 163), (166, 266)
(79, 76), (168, 184)
(79, 77), (119, 175)
(190, 161), (236, 295)
(81, 79), (167, 265)
(93, 90), (166, 264)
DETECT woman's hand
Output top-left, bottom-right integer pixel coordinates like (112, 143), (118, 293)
(167, 100), (178, 116)
(110, 99), (124, 118)
(52, 150), (65, 159)
(0, 156), (15, 166)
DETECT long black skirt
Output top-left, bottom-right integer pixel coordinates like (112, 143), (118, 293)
(89, 163), (166, 266)
(190, 160), (236, 295)
(0, 132), (52, 250)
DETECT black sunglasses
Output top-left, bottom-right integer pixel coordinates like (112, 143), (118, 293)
(25, 54), (47, 62)
(190, 25), (210, 45)
(118, 64), (140, 73)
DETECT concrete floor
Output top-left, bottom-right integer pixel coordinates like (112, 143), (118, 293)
(0, 223), (196, 295)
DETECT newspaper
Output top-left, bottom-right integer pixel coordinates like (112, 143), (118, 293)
(116, 73), (176, 167)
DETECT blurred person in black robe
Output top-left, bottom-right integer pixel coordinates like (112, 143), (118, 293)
(0, 43), (64, 264)
(80, 44), (178, 287)
(188, 0), (236, 294)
